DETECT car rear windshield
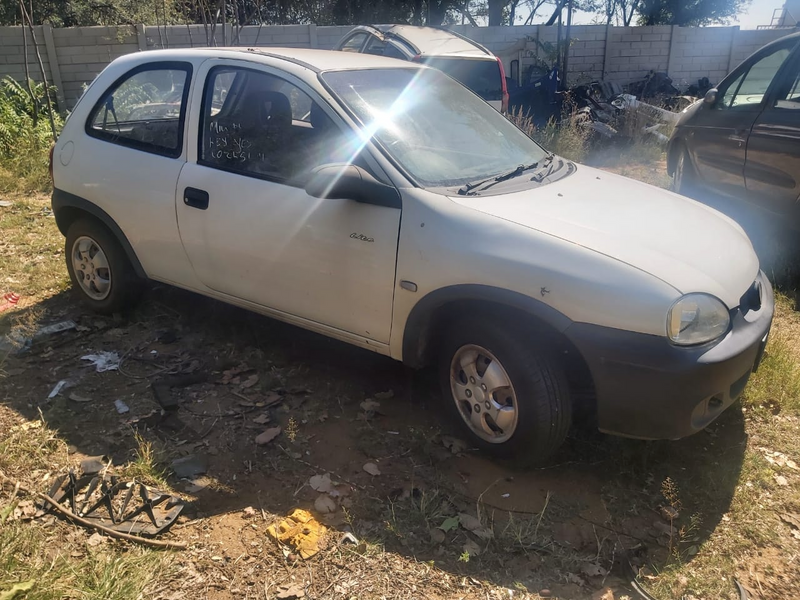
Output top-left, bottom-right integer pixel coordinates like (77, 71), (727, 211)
(322, 68), (546, 188)
(421, 57), (502, 101)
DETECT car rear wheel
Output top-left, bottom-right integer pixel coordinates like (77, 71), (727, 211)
(439, 317), (571, 465)
(65, 218), (143, 314)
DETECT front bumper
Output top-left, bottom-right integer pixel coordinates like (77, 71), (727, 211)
(565, 272), (774, 440)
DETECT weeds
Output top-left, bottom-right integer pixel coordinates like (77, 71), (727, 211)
(124, 433), (169, 489)
(0, 77), (62, 193)
(509, 106), (589, 163)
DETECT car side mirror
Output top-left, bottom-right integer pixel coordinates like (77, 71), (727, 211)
(304, 164), (401, 209)
(704, 89), (718, 106)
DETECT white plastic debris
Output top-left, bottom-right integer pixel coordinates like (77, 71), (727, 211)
(114, 399), (130, 414)
(81, 351), (120, 372)
(47, 380), (69, 399)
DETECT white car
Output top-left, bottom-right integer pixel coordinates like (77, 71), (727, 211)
(51, 48), (773, 464)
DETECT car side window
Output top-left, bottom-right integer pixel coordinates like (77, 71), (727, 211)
(199, 66), (360, 184)
(382, 42), (408, 60)
(340, 33), (367, 53)
(363, 36), (386, 56)
(726, 46), (792, 109)
(775, 61), (800, 109)
(86, 63), (191, 157)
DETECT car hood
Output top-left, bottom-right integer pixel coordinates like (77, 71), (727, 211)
(450, 164), (759, 308)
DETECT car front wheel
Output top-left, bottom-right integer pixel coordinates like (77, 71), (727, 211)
(672, 147), (696, 196)
(439, 317), (571, 465)
(65, 218), (143, 314)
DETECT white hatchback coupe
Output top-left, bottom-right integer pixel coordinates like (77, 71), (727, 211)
(51, 47), (773, 464)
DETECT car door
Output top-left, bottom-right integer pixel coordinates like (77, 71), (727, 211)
(175, 60), (402, 343)
(745, 46), (800, 215)
(688, 40), (796, 198)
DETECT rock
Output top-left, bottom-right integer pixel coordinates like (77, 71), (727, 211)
(87, 532), (105, 547)
(171, 454), (208, 478)
(430, 528), (445, 544)
(314, 494), (337, 514)
(242, 507), (256, 519)
(80, 456), (107, 475)
(363, 462), (381, 476)
(254, 426), (281, 446)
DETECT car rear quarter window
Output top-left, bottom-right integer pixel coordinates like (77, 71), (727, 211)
(421, 57), (502, 101)
(340, 33), (367, 52)
(85, 62), (192, 158)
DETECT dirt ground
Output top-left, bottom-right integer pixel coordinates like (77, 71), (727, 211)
(1, 189), (799, 600)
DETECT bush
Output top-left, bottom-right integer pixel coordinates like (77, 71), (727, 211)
(507, 106), (590, 163)
(0, 77), (62, 193)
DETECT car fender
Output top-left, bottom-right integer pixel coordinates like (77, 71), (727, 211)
(51, 188), (147, 278)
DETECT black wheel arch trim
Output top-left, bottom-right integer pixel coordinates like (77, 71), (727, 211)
(401, 284), (573, 368)
(52, 188), (147, 278)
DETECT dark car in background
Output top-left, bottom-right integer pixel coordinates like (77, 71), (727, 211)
(668, 32), (800, 220)
(335, 25), (508, 112)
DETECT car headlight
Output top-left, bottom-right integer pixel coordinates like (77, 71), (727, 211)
(667, 293), (730, 345)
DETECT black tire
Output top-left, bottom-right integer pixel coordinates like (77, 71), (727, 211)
(438, 316), (571, 466)
(65, 218), (143, 314)
(672, 146), (697, 197)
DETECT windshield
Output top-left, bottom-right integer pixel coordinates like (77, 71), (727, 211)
(322, 68), (547, 188)
(422, 57), (502, 101)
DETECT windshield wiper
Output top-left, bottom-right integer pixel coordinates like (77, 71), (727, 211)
(457, 156), (551, 195)
(529, 154), (560, 182)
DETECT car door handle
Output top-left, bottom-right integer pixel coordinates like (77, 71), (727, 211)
(183, 187), (209, 210)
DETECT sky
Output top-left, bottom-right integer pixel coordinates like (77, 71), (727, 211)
(518, 0), (783, 29)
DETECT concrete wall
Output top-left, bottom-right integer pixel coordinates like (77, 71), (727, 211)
(1, 22), (798, 110)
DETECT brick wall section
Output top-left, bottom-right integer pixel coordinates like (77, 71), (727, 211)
(1, 23), (798, 109)
(0, 26), (52, 84)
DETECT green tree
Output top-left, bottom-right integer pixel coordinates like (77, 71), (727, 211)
(637, 0), (750, 25)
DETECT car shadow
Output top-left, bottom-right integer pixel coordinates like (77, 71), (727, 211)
(0, 284), (747, 597)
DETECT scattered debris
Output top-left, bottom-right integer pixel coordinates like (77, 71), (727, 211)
(37, 320), (77, 337)
(255, 426), (281, 446)
(362, 462), (380, 476)
(80, 456), (108, 476)
(185, 476), (212, 494)
(81, 351), (120, 373)
(266, 508), (326, 559)
(241, 374), (259, 389)
(359, 399), (380, 412)
(35, 471), (185, 540)
(374, 390), (394, 400)
(759, 447), (799, 470)
(86, 532), (106, 547)
(252, 413), (270, 425)
(151, 373), (208, 411)
(114, 399), (130, 414)
(171, 454), (208, 478)
(276, 583), (305, 599)
(338, 532), (359, 545)
(47, 379), (69, 399)
(309, 473), (334, 494)
(0, 200), (12, 207)
(68, 392), (92, 403)
(242, 506), (257, 518)
(458, 513), (482, 531)
(441, 436), (468, 455)
(314, 494), (337, 514)
(581, 562), (608, 578)
(0, 291), (20, 313)
(591, 588), (615, 600)
(775, 474), (789, 486)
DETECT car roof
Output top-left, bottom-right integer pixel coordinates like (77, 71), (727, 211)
(357, 25), (494, 59)
(122, 46), (422, 73)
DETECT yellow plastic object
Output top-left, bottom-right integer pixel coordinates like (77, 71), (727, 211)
(266, 508), (327, 559)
